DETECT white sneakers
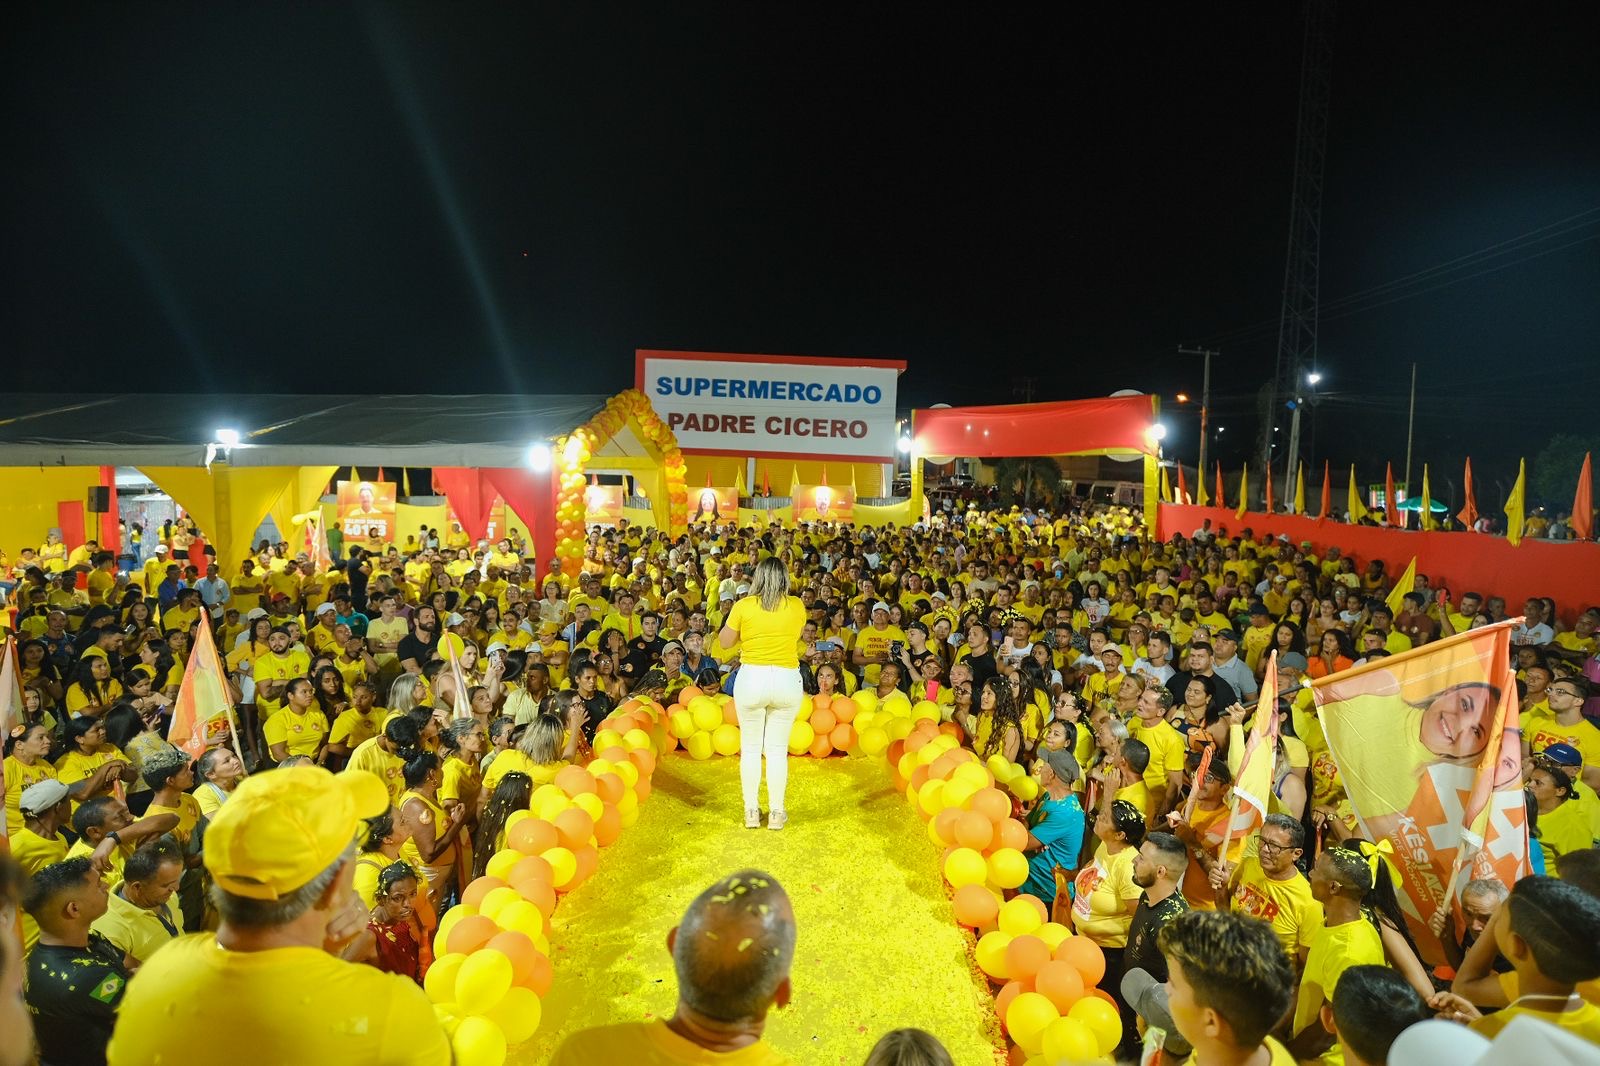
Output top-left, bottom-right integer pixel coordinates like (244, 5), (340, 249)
(745, 808), (788, 830)
(767, 810), (787, 831)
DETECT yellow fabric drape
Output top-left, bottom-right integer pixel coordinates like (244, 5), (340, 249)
(139, 465), (304, 573)
(267, 466), (337, 552)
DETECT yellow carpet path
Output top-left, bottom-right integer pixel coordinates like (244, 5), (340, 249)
(515, 754), (1006, 1064)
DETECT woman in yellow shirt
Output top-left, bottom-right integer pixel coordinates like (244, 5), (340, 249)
(439, 717), (488, 824)
(399, 751), (467, 910)
(720, 557), (806, 830)
(479, 698), (583, 798)
(1529, 756), (1592, 873)
(64, 653), (124, 719)
(1071, 797), (1146, 1028)
(54, 716), (132, 813)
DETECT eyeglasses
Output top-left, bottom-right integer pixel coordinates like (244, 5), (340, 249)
(1257, 837), (1297, 856)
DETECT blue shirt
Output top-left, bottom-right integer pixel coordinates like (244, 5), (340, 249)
(1019, 791), (1086, 906)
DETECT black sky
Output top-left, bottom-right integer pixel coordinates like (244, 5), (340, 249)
(4, 5), (1597, 485)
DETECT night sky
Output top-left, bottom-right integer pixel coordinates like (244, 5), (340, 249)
(5, 6), (1597, 490)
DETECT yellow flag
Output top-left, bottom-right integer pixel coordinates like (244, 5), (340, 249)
(1196, 467), (1209, 507)
(1294, 463), (1306, 516)
(1420, 464), (1437, 531)
(1385, 555), (1418, 616)
(1160, 465), (1173, 503)
(1505, 458), (1526, 546)
(1236, 463), (1249, 519)
(1347, 465), (1369, 522)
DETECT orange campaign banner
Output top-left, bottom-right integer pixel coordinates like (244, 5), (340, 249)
(337, 479), (397, 541)
(583, 483), (625, 526)
(689, 487), (738, 524)
(167, 621), (239, 760)
(1312, 622), (1531, 965)
(793, 484), (855, 523)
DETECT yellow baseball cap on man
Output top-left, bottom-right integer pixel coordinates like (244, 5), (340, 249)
(205, 766), (389, 900)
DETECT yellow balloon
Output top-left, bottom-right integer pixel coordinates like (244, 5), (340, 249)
(587, 758), (614, 777)
(436, 904), (477, 947)
(858, 726), (889, 757)
(918, 779), (947, 817)
(1036, 921), (1073, 951)
(484, 986), (542, 1045)
(456, 950), (513, 1014)
(952, 761), (992, 790)
(541, 847), (577, 889)
(618, 799), (639, 828)
(689, 697), (722, 732)
(943, 779), (980, 810)
(617, 788), (639, 816)
(425, 952), (467, 1004)
(623, 728), (652, 751)
(495, 900), (544, 939)
(1011, 776), (1040, 802)
(571, 792), (604, 822)
(432, 1002), (462, 1037)
(478, 886), (522, 922)
(452, 1015), (507, 1066)
(987, 847), (1029, 890)
(911, 700), (941, 723)
(711, 723), (741, 756)
(975, 929), (1013, 980)
(668, 710), (696, 738)
(854, 709), (877, 732)
(896, 752), (918, 780)
(886, 716), (914, 741)
(593, 729), (624, 752)
(797, 695), (814, 722)
(944, 847), (988, 889)
(685, 731), (715, 760)
(1041, 1014), (1098, 1063)
(485, 849), (522, 882)
(852, 690), (879, 715)
(1007, 991), (1061, 1056)
(1069, 997), (1124, 1057)
(915, 741), (943, 767)
(787, 719), (815, 755)
(613, 760), (640, 788)
(998, 896), (1045, 937)
(927, 816), (948, 847)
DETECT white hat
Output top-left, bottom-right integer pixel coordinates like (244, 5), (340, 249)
(155, 544), (169, 554)
(486, 640), (509, 655)
(245, 607), (268, 621)
(872, 601), (891, 614)
(446, 612), (466, 626)
(735, 584), (750, 595)
(315, 602), (336, 615)
(1386, 1016), (1598, 1066)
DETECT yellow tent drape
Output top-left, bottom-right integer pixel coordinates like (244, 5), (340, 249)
(139, 465), (306, 573)
(268, 466), (338, 553)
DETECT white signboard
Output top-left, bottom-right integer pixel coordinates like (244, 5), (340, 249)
(635, 350), (904, 461)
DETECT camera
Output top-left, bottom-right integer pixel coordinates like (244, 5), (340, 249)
(890, 640), (904, 658)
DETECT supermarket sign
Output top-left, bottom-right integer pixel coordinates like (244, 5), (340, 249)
(635, 349), (905, 461)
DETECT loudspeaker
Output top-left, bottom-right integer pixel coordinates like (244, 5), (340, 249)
(87, 486), (111, 513)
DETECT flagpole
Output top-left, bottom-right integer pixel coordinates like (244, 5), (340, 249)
(1403, 362), (1417, 500)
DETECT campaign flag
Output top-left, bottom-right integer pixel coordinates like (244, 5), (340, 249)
(1504, 459), (1526, 546)
(1235, 463), (1249, 520)
(1319, 461), (1331, 521)
(1215, 463), (1225, 512)
(1347, 465), (1369, 523)
(1572, 452), (1593, 541)
(1160, 465), (1173, 504)
(1311, 622), (1529, 965)
(1294, 463), (1306, 516)
(1223, 651), (1278, 847)
(1385, 462), (1398, 527)
(445, 638), (473, 721)
(168, 620), (235, 760)
(1385, 556), (1418, 617)
(1263, 463), (1275, 514)
(1176, 465), (1191, 506)
(0, 637), (24, 843)
(337, 478), (397, 541)
(1421, 465), (1437, 531)
(1457, 458), (1479, 530)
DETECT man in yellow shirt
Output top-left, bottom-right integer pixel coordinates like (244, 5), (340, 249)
(1158, 910), (1299, 1065)
(106, 764), (450, 1065)
(852, 601), (905, 687)
(1215, 814), (1323, 964)
(551, 868), (795, 1065)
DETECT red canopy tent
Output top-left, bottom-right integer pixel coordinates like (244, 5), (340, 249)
(910, 395), (1163, 526)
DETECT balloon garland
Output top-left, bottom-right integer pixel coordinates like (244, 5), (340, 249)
(552, 390), (690, 576)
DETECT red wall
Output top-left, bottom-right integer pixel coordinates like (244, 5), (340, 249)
(1155, 504), (1600, 626)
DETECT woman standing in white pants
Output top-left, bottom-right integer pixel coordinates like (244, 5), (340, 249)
(720, 557), (807, 830)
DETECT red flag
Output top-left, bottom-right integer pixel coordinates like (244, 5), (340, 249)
(167, 621), (239, 761)
(1457, 458), (1479, 530)
(762, 466), (771, 496)
(1215, 463), (1225, 510)
(820, 464), (828, 487)
(1176, 465), (1190, 505)
(1385, 462), (1398, 527)
(1573, 452), (1594, 541)
(1318, 460), (1331, 520)
(1264, 464), (1275, 514)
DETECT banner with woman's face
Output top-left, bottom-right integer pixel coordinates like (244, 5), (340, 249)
(583, 484), (624, 526)
(794, 484), (854, 523)
(689, 487), (738, 523)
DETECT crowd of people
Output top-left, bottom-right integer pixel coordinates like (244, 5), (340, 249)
(3, 498), (1600, 1065)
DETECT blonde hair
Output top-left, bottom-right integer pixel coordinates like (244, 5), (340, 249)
(864, 1029), (954, 1066)
(750, 557), (790, 612)
(389, 673), (424, 714)
(518, 710), (566, 765)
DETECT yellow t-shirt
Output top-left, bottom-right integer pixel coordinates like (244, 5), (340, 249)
(1116, 778), (1153, 820)
(550, 1020), (792, 1066)
(55, 746), (128, 813)
(481, 749), (565, 794)
(3, 755), (58, 837)
(1229, 856), (1323, 958)
(440, 755), (482, 809)
(11, 825), (68, 875)
(1470, 996), (1600, 1043)
(1537, 797), (1593, 872)
(1524, 712), (1600, 770)
(194, 781), (231, 821)
(65, 679), (125, 716)
(345, 737), (406, 805)
(263, 708), (329, 758)
(1129, 718), (1186, 797)
(1292, 918), (1386, 1066)
(92, 886), (187, 965)
(852, 623), (907, 686)
(1070, 842), (1141, 947)
(329, 707), (384, 749)
(145, 792), (203, 847)
(724, 596), (807, 669)
(106, 936), (450, 1066)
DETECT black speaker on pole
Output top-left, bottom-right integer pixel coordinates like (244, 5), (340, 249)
(87, 486), (111, 513)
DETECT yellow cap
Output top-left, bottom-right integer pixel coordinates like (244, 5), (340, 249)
(204, 766), (389, 901)
(80, 646), (109, 660)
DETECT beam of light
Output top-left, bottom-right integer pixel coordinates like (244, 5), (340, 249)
(366, 9), (516, 375)
(527, 442), (552, 471)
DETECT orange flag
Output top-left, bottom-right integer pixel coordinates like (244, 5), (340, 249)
(1318, 460), (1331, 520)
(1215, 463), (1225, 511)
(1224, 650), (1278, 848)
(1574, 452), (1594, 541)
(168, 621), (239, 761)
(1457, 458), (1479, 529)
(1385, 462), (1398, 527)
(1176, 465), (1190, 505)
(1264, 464), (1275, 514)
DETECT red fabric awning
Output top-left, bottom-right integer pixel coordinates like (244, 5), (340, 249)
(911, 395), (1159, 458)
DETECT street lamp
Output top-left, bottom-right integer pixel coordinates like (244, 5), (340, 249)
(527, 442), (552, 472)
(897, 435), (912, 454)
(1306, 372), (1322, 385)
(215, 428), (241, 448)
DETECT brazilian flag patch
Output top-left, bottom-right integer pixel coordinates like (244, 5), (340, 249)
(90, 974), (124, 1005)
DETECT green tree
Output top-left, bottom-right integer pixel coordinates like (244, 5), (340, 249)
(987, 457), (1062, 508)
(1530, 433), (1600, 508)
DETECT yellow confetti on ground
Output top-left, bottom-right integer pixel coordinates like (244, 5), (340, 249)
(515, 754), (1006, 1065)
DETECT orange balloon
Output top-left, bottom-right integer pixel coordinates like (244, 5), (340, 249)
(634, 777), (652, 802)
(593, 804), (622, 846)
(1018, 894), (1048, 925)
(679, 686), (703, 703)
(909, 764), (932, 790)
(508, 818), (559, 856)
(952, 883), (1000, 927)
(808, 735), (833, 759)
(517, 950), (554, 997)
(1005, 934), (1051, 984)
(1055, 935), (1107, 988)
(628, 748), (656, 776)
(1088, 987), (1119, 1010)
(555, 765), (597, 797)
(508, 855), (554, 889)
(487, 930), (540, 984)
(461, 876), (508, 908)
(997, 818), (1031, 852)
(553, 808), (595, 850)
(1034, 959), (1086, 1012)
(722, 702), (740, 726)
(885, 739), (906, 766)
(995, 979), (1029, 1033)
(829, 723), (856, 750)
(971, 787), (1012, 823)
(444, 914), (498, 955)
(593, 773), (626, 805)
(570, 844), (599, 885)
(929, 753), (961, 780)
(810, 706), (837, 734)
(938, 721), (964, 741)
(905, 731), (931, 754)
(813, 692), (833, 713)
(597, 746), (629, 765)
(830, 697), (857, 723)
(934, 807), (964, 846)
(517, 878), (557, 919)
(954, 810), (995, 851)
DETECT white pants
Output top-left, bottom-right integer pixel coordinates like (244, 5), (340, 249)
(732, 665), (804, 811)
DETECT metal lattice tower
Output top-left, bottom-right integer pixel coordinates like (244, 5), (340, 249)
(1264, 0), (1335, 492)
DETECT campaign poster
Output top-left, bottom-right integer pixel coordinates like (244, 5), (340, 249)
(793, 484), (855, 523)
(689, 487), (739, 524)
(584, 484), (625, 526)
(337, 480), (397, 541)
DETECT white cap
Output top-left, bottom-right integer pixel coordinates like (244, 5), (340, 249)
(486, 640), (509, 655)
(245, 607), (268, 621)
(446, 612), (466, 626)
(155, 544), (168, 554)
(735, 584), (750, 595)
(872, 601), (891, 614)
(315, 603), (335, 615)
